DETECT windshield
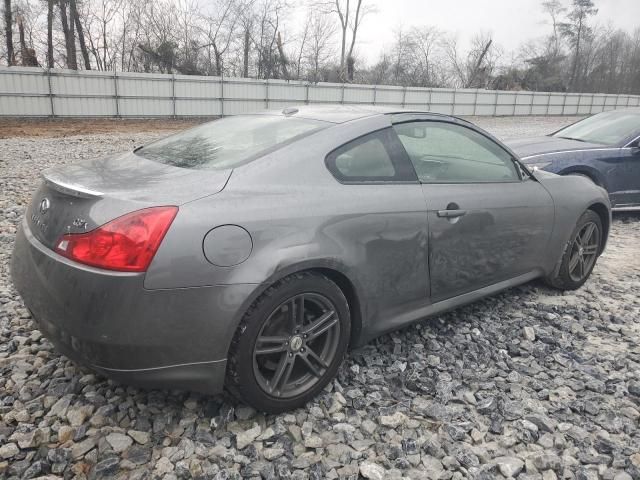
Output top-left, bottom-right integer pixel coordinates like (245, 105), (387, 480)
(552, 110), (640, 146)
(136, 115), (329, 170)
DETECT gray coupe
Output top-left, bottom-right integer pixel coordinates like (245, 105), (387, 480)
(11, 106), (611, 412)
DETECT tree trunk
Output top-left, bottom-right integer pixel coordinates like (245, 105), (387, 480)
(466, 39), (492, 88)
(59, 0), (78, 70)
(213, 43), (222, 76)
(17, 12), (24, 62)
(346, 55), (354, 81)
(243, 28), (250, 77)
(46, 0), (53, 68)
(276, 31), (288, 80)
(67, 0), (77, 69)
(337, 0), (349, 81)
(102, 19), (107, 70)
(569, 15), (583, 91)
(73, 6), (91, 69)
(3, 0), (13, 65)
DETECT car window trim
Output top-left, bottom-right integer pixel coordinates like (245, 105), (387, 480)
(391, 119), (525, 184)
(623, 134), (640, 148)
(324, 127), (419, 184)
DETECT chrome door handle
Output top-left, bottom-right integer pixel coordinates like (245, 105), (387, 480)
(437, 209), (467, 218)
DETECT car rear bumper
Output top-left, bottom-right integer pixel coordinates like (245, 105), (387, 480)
(11, 219), (256, 394)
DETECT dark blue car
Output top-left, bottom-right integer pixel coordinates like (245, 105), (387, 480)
(507, 108), (640, 210)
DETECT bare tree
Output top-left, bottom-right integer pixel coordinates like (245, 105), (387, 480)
(445, 32), (500, 88)
(198, 0), (238, 75)
(303, 10), (334, 82)
(560, 0), (598, 90)
(542, 0), (566, 59)
(411, 26), (443, 86)
(251, 0), (288, 79)
(290, 11), (310, 80)
(318, 0), (373, 81)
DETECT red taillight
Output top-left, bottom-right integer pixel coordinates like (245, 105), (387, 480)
(55, 206), (178, 272)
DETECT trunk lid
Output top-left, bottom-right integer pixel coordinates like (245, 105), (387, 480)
(27, 151), (231, 249)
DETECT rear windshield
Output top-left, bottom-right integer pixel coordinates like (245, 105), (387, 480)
(552, 110), (640, 146)
(136, 115), (329, 170)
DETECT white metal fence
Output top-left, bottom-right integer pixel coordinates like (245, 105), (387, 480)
(1, 66), (639, 118)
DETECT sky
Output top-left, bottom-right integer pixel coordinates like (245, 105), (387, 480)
(292, 0), (640, 65)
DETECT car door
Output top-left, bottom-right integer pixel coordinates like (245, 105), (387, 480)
(617, 136), (640, 207)
(392, 118), (555, 303)
(323, 126), (432, 327)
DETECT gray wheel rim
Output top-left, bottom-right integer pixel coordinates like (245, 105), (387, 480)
(252, 293), (341, 399)
(568, 221), (599, 282)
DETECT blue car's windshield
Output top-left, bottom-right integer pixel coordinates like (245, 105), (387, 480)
(137, 115), (329, 170)
(552, 110), (640, 146)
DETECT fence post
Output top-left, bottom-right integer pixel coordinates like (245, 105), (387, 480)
(545, 91), (551, 115)
(372, 85), (377, 106)
(220, 75), (225, 117)
(512, 91), (518, 116)
(172, 74), (177, 119)
(113, 71), (120, 118)
(561, 93), (567, 115)
(46, 69), (55, 118)
(529, 91), (535, 116)
(341, 83), (345, 104)
(265, 80), (269, 110)
(427, 88), (432, 111)
(493, 90), (499, 116)
(401, 86), (407, 108)
(472, 89), (478, 116)
(451, 89), (456, 115)
(305, 83), (310, 105)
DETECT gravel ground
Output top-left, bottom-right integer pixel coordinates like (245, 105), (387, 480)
(1, 116), (640, 480)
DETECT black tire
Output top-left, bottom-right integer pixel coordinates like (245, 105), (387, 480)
(226, 272), (351, 413)
(546, 209), (602, 290)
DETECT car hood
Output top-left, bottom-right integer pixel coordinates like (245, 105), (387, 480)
(505, 136), (605, 161)
(43, 151), (232, 205)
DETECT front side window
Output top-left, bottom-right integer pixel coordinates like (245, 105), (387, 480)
(137, 115), (329, 170)
(393, 121), (519, 183)
(325, 128), (416, 182)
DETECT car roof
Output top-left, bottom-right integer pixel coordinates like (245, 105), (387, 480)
(253, 104), (456, 124)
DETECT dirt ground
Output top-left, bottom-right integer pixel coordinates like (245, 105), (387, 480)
(0, 118), (203, 139)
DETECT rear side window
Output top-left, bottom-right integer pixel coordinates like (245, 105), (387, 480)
(136, 115), (328, 170)
(325, 128), (417, 183)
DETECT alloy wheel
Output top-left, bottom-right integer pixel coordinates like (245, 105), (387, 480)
(568, 221), (600, 282)
(252, 293), (341, 398)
